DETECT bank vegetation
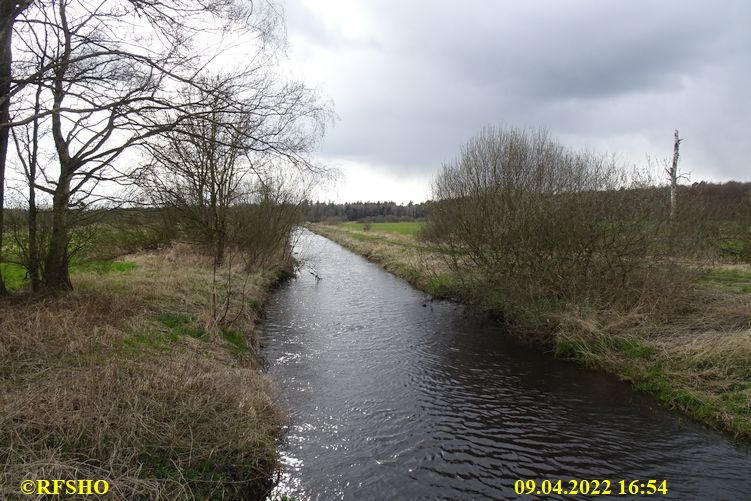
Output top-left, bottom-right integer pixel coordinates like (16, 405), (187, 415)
(1, 0), (328, 498)
(312, 125), (751, 441)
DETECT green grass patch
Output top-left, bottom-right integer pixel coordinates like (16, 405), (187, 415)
(627, 361), (750, 438)
(426, 273), (458, 296)
(71, 260), (138, 275)
(632, 363), (672, 399)
(342, 221), (423, 236)
(387, 261), (421, 284)
(700, 268), (751, 293)
(0, 259), (136, 291)
(555, 337), (606, 366)
(555, 339), (582, 358)
(157, 313), (205, 339)
(701, 268), (751, 284)
(555, 335), (654, 366)
(612, 338), (655, 359)
(221, 329), (247, 355)
(120, 329), (177, 354)
(0, 262), (28, 290)
(157, 313), (194, 328)
(344, 230), (382, 243)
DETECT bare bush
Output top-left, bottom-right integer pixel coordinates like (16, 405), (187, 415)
(230, 170), (311, 273)
(138, 70), (329, 267)
(426, 126), (693, 317)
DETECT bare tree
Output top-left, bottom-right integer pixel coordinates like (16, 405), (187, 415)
(666, 129), (683, 220)
(139, 70), (329, 266)
(141, 77), (251, 266)
(231, 169), (312, 272)
(7, 0), (283, 291)
(10, 75), (45, 291)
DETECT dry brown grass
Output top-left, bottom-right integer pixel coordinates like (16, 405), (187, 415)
(0, 244), (284, 500)
(553, 284), (751, 440)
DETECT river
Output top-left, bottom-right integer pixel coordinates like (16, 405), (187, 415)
(262, 230), (750, 500)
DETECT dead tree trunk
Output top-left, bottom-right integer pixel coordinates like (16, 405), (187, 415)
(667, 129), (682, 220)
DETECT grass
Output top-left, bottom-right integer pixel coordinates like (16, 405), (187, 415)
(119, 328), (177, 354)
(221, 329), (248, 355)
(311, 222), (751, 442)
(547, 296), (751, 441)
(341, 221), (423, 236)
(0, 244), (285, 499)
(0, 259), (138, 292)
(157, 312), (206, 339)
(701, 267), (751, 294)
(71, 260), (138, 275)
(0, 262), (27, 290)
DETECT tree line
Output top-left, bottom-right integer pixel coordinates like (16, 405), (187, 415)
(303, 200), (430, 222)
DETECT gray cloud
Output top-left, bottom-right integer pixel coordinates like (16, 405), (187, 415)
(285, 0), (751, 183)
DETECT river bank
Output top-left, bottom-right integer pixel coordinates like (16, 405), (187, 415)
(0, 244), (286, 499)
(309, 222), (751, 442)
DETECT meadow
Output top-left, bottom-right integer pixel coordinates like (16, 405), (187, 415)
(341, 221), (423, 236)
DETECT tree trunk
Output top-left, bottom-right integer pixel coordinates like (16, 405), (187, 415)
(44, 0), (74, 292)
(669, 129), (681, 221)
(28, 175), (40, 291)
(26, 81), (43, 291)
(0, 1), (14, 295)
(43, 182), (72, 291)
(215, 225), (225, 267)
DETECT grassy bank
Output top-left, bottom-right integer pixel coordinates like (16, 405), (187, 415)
(310, 222), (751, 442)
(0, 244), (287, 499)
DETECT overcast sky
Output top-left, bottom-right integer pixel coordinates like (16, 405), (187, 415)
(281, 0), (750, 203)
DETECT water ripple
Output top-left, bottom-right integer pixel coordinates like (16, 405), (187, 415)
(264, 230), (751, 500)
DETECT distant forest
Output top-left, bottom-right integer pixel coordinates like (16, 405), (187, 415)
(304, 180), (750, 222)
(302, 200), (432, 222)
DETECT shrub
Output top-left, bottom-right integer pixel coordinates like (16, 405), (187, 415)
(426, 126), (694, 316)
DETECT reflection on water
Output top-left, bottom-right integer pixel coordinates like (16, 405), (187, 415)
(262, 230), (750, 500)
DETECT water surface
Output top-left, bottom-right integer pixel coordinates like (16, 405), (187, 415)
(262, 230), (750, 500)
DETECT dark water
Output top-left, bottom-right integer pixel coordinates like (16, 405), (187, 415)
(262, 230), (750, 500)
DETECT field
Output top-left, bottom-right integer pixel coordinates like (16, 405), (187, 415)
(0, 260), (139, 291)
(341, 221), (423, 236)
(310, 222), (751, 441)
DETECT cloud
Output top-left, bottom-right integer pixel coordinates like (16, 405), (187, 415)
(283, 0), (751, 200)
